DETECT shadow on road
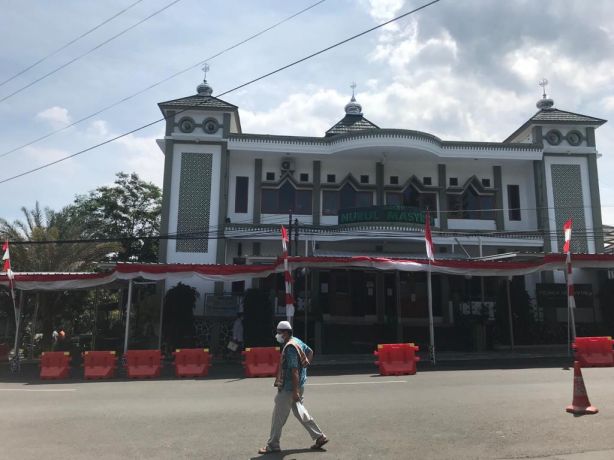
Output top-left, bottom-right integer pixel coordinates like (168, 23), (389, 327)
(249, 447), (326, 460)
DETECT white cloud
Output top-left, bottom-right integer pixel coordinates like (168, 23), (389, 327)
(363, 0), (405, 22)
(35, 106), (71, 128)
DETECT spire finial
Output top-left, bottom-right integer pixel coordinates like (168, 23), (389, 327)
(538, 78), (548, 98)
(536, 77), (554, 110)
(350, 81), (357, 100)
(197, 63), (213, 96)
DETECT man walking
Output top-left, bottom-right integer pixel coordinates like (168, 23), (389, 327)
(258, 321), (328, 454)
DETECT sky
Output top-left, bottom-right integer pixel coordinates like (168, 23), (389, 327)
(0, 0), (613, 225)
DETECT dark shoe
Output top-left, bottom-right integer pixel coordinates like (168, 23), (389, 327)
(310, 435), (329, 450)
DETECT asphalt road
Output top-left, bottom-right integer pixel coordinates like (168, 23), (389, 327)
(1, 365), (614, 460)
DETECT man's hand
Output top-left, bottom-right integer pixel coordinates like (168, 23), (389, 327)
(292, 390), (301, 402)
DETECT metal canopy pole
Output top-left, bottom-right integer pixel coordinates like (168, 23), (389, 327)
(158, 286), (165, 350)
(123, 279), (133, 355)
(427, 263), (436, 364)
(506, 276), (515, 351)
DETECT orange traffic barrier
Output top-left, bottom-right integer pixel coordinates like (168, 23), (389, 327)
(374, 343), (420, 376)
(241, 347), (280, 378)
(83, 351), (117, 380)
(172, 348), (211, 378)
(573, 336), (614, 367)
(124, 350), (162, 379)
(566, 361), (598, 415)
(40, 351), (71, 380)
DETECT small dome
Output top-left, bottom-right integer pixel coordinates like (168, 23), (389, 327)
(345, 94), (363, 115)
(536, 96), (554, 110)
(197, 79), (213, 96)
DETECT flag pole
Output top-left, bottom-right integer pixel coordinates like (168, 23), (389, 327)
(427, 260), (435, 364)
(424, 209), (436, 365)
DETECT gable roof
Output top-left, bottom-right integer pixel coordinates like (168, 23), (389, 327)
(325, 114), (380, 137)
(158, 94), (238, 111)
(504, 108), (607, 143)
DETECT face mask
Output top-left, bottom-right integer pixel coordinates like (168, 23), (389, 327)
(275, 333), (285, 344)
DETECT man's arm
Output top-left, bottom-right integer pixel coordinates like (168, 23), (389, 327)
(291, 368), (300, 401)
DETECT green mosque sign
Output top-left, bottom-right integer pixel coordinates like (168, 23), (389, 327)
(338, 206), (434, 225)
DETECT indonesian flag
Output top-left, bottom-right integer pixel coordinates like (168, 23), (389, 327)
(281, 225), (289, 244)
(2, 240), (13, 280)
(562, 219), (572, 254)
(425, 210), (434, 261)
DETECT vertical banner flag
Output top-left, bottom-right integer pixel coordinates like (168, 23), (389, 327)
(563, 219), (572, 254)
(2, 240), (15, 300)
(425, 209), (434, 261)
(280, 226), (295, 322)
(563, 219), (575, 308)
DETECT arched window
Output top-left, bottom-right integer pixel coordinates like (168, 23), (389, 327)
(385, 185), (437, 212)
(447, 185), (494, 220)
(261, 181), (312, 215)
(323, 183), (373, 216)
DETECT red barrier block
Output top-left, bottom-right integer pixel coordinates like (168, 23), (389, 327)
(241, 347), (280, 378)
(83, 351), (117, 380)
(172, 348), (211, 378)
(573, 337), (614, 367)
(374, 343), (420, 376)
(40, 351), (71, 380)
(124, 350), (162, 379)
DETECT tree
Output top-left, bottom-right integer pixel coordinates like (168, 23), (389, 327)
(71, 172), (162, 262)
(0, 202), (119, 349)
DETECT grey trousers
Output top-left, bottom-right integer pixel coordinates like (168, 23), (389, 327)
(266, 388), (324, 450)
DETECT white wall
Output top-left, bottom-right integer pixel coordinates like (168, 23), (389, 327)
(166, 143), (222, 264)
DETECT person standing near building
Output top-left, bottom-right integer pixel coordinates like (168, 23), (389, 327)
(258, 321), (328, 455)
(231, 312), (244, 354)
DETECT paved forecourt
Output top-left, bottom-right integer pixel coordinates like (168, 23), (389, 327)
(1, 366), (614, 459)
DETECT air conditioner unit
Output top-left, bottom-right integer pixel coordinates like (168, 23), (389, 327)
(280, 158), (295, 173)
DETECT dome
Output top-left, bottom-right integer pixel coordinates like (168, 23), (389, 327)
(197, 79), (213, 96)
(345, 95), (363, 115)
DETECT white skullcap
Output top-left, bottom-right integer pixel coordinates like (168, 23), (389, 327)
(276, 320), (292, 331)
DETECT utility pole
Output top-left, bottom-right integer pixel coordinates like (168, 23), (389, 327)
(294, 218), (299, 257)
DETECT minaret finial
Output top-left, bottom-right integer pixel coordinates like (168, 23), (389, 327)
(350, 81), (357, 100)
(536, 77), (554, 110)
(197, 63), (213, 96)
(344, 81), (362, 115)
(538, 78), (548, 98)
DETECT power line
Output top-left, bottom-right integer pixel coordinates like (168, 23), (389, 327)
(0, 0), (144, 88)
(0, 0), (441, 184)
(0, 0), (327, 160)
(0, 0), (183, 104)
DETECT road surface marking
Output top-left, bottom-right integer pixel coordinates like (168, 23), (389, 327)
(0, 388), (77, 392)
(307, 380), (407, 386)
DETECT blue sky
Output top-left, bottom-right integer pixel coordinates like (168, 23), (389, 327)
(1, 0), (613, 225)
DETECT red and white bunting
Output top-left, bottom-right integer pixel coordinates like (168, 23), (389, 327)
(2, 240), (15, 303)
(280, 226), (295, 321)
(425, 209), (434, 261)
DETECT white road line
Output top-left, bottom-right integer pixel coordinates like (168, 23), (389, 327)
(306, 380), (407, 386)
(0, 388), (77, 392)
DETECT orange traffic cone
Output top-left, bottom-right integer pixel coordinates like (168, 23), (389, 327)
(566, 361), (598, 415)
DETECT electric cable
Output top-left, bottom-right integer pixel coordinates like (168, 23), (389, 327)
(0, 0), (144, 88)
(0, 0), (327, 159)
(0, 0), (442, 184)
(0, 0), (183, 104)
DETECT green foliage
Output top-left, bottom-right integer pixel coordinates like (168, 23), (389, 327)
(71, 172), (162, 262)
(162, 283), (198, 350)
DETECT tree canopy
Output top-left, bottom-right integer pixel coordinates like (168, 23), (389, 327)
(71, 172), (162, 262)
